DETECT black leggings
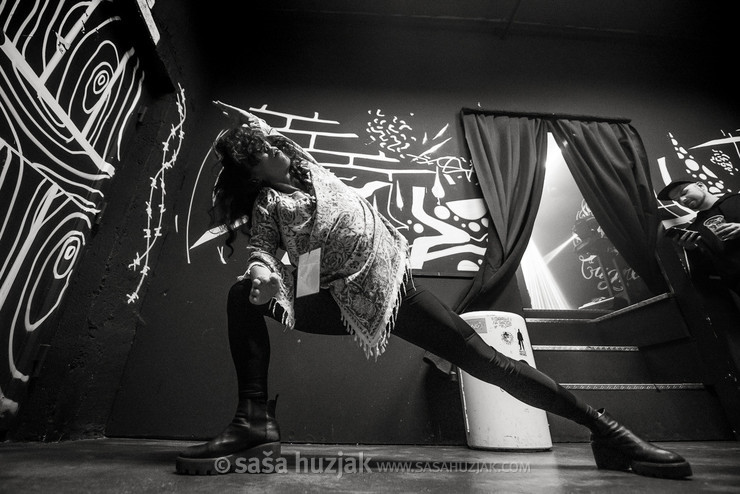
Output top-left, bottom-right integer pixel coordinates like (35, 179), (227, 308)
(227, 279), (598, 428)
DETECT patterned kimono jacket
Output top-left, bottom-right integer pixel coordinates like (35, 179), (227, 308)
(245, 160), (411, 358)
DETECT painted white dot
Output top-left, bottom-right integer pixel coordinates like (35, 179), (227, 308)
(685, 159), (699, 171)
(434, 205), (451, 220)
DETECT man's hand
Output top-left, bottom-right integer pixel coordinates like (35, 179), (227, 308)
(668, 228), (702, 250)
(712, 222), (740, 241)
(248, 264), (280, 305)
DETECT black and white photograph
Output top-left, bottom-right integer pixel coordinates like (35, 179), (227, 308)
(1, 1), (738, 492)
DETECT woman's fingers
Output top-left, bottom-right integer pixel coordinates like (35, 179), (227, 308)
(213, 100), (233, 111)
(248, 274), (279, 305)
(268, 272), (280, 287)
(212, 100), (250, 125)
(213, 100), (230, 115)
(249, 286), (267, 305)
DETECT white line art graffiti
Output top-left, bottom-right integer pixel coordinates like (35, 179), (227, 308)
(126, 84), (186, 304)
(367, 109), (414, 158)
(186, 105), (488, 272)
(1, 1), (144, 423)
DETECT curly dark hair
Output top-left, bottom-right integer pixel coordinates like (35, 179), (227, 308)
(209, 126), (310, 256)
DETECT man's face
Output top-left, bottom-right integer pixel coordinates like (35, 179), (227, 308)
(668, 182), (706, 210)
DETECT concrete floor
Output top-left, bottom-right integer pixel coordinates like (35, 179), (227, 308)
(0, 439), (738, 493)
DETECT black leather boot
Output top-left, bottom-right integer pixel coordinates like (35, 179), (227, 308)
(176, 398), (280, 475)
(589, 409), (691, 479)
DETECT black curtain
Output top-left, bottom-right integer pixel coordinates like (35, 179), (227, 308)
(453, 111), (666, 314)
(546, 119), (666, 295)
(453, 111), (548, 313)
(428, 110), (666, 375)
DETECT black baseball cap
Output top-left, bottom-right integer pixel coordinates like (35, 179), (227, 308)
(657, 180), (694, 201)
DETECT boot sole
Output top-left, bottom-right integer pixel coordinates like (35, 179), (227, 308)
(176, 441), (281, 475)
(591, 443), (692, 479)
(631, 459), (692, 479)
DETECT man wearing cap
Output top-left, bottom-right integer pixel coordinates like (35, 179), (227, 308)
(657, 180), (740, 295)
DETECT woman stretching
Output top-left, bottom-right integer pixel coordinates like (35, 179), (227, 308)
(176, 101), (691, 479)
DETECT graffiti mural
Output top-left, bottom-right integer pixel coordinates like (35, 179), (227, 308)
(187, 105), (489, 273)
(572, 200), (640, 304)
(0, 1), (145, 424)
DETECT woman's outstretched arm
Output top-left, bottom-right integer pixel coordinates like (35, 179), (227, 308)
(213, 100), (316, 164)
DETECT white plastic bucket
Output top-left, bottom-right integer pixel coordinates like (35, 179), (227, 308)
(458, 311), (553, 450)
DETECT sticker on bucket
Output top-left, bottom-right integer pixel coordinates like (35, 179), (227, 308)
(466, 318), (487, 334)
(491, 315), (514, 329)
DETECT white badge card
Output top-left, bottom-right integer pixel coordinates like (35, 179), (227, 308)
(296, 248), (321, 298)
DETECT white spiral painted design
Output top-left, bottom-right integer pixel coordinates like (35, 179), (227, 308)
(0, 1), (146, 407)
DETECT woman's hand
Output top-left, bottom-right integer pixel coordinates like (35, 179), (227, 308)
(248, 265), (280, 305)
(213, 100), (259, 127)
